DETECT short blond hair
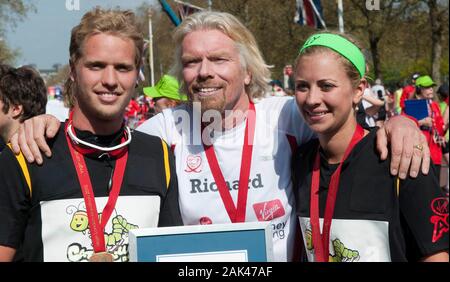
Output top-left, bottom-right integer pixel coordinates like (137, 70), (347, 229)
(170, 11), (271, 100)
(63, 7), (143, 108)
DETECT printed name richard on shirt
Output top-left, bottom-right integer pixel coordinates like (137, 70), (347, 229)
(189, 174), (264, 194)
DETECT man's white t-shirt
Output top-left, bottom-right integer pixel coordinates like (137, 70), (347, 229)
(362, 88), (378, 128)
(137, 96), (315, 261)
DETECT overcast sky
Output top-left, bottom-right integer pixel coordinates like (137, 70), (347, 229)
(5, 0), (157, 69)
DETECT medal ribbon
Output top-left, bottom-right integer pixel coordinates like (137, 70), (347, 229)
(203, 102), (256, 223)
(310, 124), (364, 262)
(65, 122), (128, 253)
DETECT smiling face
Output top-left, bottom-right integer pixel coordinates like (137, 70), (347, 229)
(294, 51), (364, 137)
(419, 86), (434, 100)
(70, 211), (89, 232)
(181, 29), (251, 114)
(71, 33), (138, 132)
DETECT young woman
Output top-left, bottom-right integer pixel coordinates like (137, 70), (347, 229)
(292, 32), (448, 262)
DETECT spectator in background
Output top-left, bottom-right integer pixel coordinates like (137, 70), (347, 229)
(269, 79), (287, 97)
(437, 83), (449, 193)
(136, 95), (150, 121)
(124, 96), (141, 128)
(125, 96), (140, 118)
(283, 64), (295, 95)
(46, 89), (69, 122)
(400, 73), (420, 112)
(437, 83), (449, 118)
(360, 81), (385, 129)
(371, 78), (386, 98)
(393, 82), (404, 115)
(384, 88), (396, 119)
(143, 74), (187, 114)
(371, 78), (387, 127)
(0, 66), (47, 152)
(414, 75), (445, 179)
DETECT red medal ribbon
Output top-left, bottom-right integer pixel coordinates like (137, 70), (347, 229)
(310, 124), (364, 262)
(203, 102), (256, 223)
(65, 122), (128, 253)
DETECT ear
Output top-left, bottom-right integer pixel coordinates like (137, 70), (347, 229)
(69, 60), (76, 82)
(168, 99), (180, 108)
(244, 73), (251, 86)
(353, 79), (368, 105)
(10, 104), (23, 120)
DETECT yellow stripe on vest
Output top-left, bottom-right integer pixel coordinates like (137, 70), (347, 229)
(161, 139), (170, 189)
(396, 177), (400, 197)
(7, 144), (32, 196)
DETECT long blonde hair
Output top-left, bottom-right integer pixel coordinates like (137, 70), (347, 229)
(170, 11), (271, 100)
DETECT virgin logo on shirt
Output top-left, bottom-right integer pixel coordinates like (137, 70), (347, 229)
(253, 199), (285, 221)
(430, 197), (449, 243)
(185, 155), (202, 173)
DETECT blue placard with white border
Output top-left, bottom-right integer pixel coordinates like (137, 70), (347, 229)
(128, 222), (273, 262)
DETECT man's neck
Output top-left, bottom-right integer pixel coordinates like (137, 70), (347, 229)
(1, 121), (20, 144)
(71, 108), (123, 136)
(221, 93), (250, 130)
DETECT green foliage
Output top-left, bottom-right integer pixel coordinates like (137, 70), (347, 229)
(0, 41), (19, 64)
(0, 0), (35, 64)
(137, 0), (448, 86)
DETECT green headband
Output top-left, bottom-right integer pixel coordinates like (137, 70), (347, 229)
(299, 33), (366, 78)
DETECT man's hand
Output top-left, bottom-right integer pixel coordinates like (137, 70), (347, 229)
(10, 114), (61, 165)
(376, 115), (430, 179)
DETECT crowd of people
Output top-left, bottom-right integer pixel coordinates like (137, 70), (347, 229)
(0, 7), (447, 262)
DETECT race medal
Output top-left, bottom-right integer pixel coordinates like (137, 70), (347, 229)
(202, 102), (256, 223)
(89, 252), (114, 262)
(310, 124), (365, 262)
(65, 118), (129, 263)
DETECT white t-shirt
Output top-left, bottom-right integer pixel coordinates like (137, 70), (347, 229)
(137, 96), (315, 261)
(362, 88), (378, 128)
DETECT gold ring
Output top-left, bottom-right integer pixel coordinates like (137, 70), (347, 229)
(414, 144), (424, 151)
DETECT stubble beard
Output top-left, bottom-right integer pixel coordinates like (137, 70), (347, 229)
(188, 85), (226, 115)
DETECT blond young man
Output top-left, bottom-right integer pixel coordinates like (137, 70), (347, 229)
(0, 8), (181, 262)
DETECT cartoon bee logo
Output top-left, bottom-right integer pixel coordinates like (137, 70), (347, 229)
(66, 202), (89, 233)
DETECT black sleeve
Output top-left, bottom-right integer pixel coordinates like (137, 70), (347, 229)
(0, 138), (6, 152)
(399, 164), (449, 259)
(157, 142), (183, 227)
(0, 148), (32, 249)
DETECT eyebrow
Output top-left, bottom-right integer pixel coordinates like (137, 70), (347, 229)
(295, 78), (339, 83)
(84, 61), (135, 68)
(181, 55), (197, 62)
(181, 52), (233, 61)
